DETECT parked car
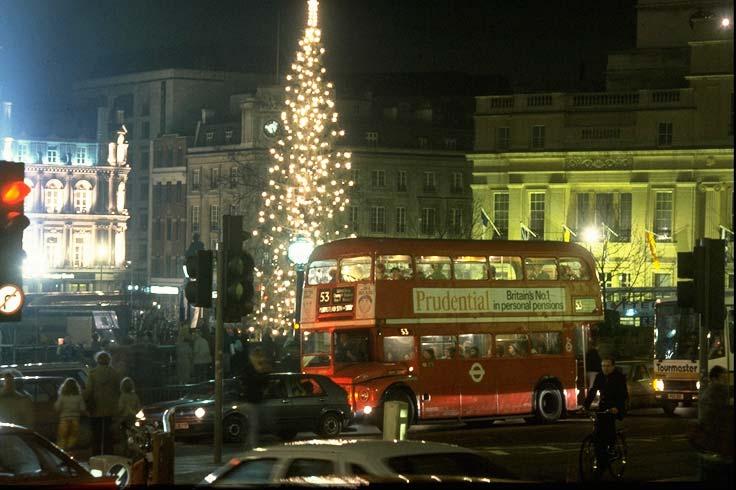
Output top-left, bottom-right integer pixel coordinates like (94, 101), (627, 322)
(1, 361), (89, 388)
(139, 373), (351, 442)
(198, 439), (519, 486)
(0, 422), (115, 487)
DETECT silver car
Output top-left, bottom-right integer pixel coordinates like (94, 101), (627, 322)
(199, 439), (518, 486)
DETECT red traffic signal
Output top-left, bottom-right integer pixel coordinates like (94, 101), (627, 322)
(1, 180), (31, 206)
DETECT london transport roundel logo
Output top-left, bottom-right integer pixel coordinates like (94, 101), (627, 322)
(468, 362), (485, 383)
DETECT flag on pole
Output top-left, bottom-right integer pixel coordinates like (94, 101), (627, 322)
(562, 224), (576, 243)
(646, 231), (660, 270)
(480, 208), (491, 228)
(520, 222), (537, 241)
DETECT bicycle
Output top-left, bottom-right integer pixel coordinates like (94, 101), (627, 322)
(579, 409), (628, 481)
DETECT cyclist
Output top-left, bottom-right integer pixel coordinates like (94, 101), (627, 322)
(583, 355), (628, 468)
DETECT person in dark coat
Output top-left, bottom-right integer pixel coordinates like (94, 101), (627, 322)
(83, 351), (122, 456)
(583, 355), (628, 473)
(237, 348), (271, 450)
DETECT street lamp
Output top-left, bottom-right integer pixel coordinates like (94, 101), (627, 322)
(288, 235), (314, 356)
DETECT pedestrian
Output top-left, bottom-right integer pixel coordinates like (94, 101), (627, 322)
(117, 377), (142, 455)
(0, 372), (34, 428)
(176, 330), (193, 385)
(238, 347), (270, 450)
(192, 330), (212, 382)
(84, 351), (122, 456)
(583, 355), (628, 479)
(54, 378), (87, 451)
(692, 365), (733, 485)
(261, 329), (276, 364)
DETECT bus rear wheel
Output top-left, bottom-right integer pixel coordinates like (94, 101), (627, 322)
(533, 383), (563, 423)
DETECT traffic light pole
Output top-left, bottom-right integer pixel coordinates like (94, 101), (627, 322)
(698, 242), (711, 398)
(213, 244), (224, 465)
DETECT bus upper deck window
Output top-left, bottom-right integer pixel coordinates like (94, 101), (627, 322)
(453, 256), (488, 280)
(488, 256), (522, 280)
(307, 260), (337, 285)
(524, 257), (558, 280)
(558, 257), (590, 280)
(340, 256), (372, 283)
(416, 256), (451, 280)
(376, 255), (414, 280)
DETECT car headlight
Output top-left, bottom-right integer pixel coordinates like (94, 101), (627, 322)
(362, 406), (373, 415)
(653, 379), (664, 391)
(195, 407), (206, 419)
(696, 380), (700, 390)
(135, 409), (145, 420)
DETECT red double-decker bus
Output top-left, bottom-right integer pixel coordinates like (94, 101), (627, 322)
(299, 238), (603, 427)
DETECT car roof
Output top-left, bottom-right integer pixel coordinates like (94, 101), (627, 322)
(242, 439), (478, 459)
(0, 422), (33, 434)
(0, 362), (88, 371)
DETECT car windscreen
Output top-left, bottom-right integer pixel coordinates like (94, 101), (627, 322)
(385, 452), (517, 479)
(0, 433), (88, 482)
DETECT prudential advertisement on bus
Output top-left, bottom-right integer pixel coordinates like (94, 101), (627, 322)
(412, 288), (566, 314)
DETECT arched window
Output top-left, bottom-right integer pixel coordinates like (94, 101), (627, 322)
(44, 179), (64, 213)
(74, 180), (93, 213)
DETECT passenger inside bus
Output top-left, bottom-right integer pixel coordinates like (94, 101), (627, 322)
(488, 265), (497, 280)
(465, 346), (480, 358)
(422, 349), (436, 364)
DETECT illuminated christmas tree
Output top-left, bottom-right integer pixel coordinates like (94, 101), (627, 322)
(255, 0), (352, 328)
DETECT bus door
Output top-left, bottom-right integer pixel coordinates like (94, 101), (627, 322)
(494, 333), (534, 414)
(457, 333), (497, 417)
(418, 335), (461, 418)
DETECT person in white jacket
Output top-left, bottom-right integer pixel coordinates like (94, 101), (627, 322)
(192, 330), (212, 382)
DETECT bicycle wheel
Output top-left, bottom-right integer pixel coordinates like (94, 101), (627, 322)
(578, 434), (598, 482)
(608, 432), (628, 480)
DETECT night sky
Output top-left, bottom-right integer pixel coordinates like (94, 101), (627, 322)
(0, 0), (636, 129)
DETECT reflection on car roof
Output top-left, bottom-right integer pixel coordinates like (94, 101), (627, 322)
(246, 438), (474, 457)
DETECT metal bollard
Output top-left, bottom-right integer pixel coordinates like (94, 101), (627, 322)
(382, 401), (409, 441)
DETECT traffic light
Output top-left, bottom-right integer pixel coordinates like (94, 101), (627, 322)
(0, 161), (31, 322)
(222, 215), (255, 323)
(677, 238), (726, 327)
(184, 250), (213, 308)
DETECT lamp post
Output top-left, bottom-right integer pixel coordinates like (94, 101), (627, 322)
(287, 236), (314, 357)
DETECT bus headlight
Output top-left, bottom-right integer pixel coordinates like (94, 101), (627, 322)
(362, 406), (373, 415)
(195, 407), (206, 419)
(653, 379), (664, 391)
(696, 380), (700, 390)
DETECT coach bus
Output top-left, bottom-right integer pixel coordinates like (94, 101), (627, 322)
(299, 238), (603, 427)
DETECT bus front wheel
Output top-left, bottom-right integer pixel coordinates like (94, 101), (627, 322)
(375, 389), (415, 432)
(533, 384), (563, 423)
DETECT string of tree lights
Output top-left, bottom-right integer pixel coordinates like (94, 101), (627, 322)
(254, 0), (353, 329)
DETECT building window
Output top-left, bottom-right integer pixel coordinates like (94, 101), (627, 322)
(418, 137), (428, 149)
(497, 127), (510, 150)
(449, 208), (463, 235)
(350, 169), (360, 188)
(619, 273), (631, 288)
(166, 218), (173, 240)
(192, 205), (200, 232)
(421, 208), (436, 235)
(654, 273), (672, 288)
(369, 206), (386, 233)
(576, 192), (632, 242)
(141, 212), (148, 231)
(365, 132), (379, 146)
(657, 122), (673, 146)
(47, 145), (58, 163)
(531, 126), (545, 149)
(529, 192), (545, 239)
(493, 193), (509, 239)
(397, 170), (407, 191)
(44, 234), (62, 267)
(654, 191), (673, 239)
(396, 207), (407, 233)
(210, 167), (219, 189)
(44, 179), (64, 213)
(349, 206), (359, 232)
(73, 180), (92, 213)
(72, 235), (88, 268)
(423, 171), (436, 192)
(17, 144), (28, 163)
(224, 128), (233, 144)
(74, 146), (87, 165)
(206, 131), (215, 145)
(444, 137), (457, 150)
(229, 167), (238, 188)
(191, 169), (200, 190)
(451, 172), (463, 193)
(210, 204), (220, 230)
(371, 170), (385, 188)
